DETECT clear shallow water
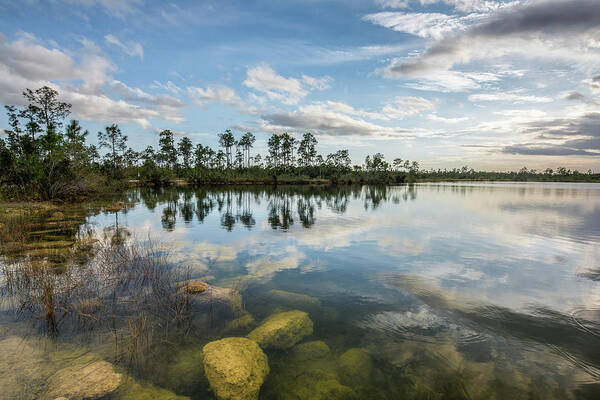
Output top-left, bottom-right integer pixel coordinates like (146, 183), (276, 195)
(2, 183), (600, 399)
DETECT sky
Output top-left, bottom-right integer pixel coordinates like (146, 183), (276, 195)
(0, 0), (599, 171)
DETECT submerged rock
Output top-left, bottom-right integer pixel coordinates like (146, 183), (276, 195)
(280, 370), (352, 400)
(191, 284), (243, 316)
(264, 289), (321, 311)
(163, 346), (207, 395)
(337, 348), (373, 385)
(247, 310), (313, 349)
(202, 337), (269, 400)
(222, 312), (257, 335)
(44, 360), (124, 399)
(183, 280), (209, 294)
(290, 340), (331, 361)
(116, 381), (191, 400)
(263, 343), (351, 400)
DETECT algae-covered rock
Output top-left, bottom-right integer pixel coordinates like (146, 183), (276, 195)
(264, 289), (321, 310)
(44, 360), (124, 399)
(247, 310), (313, 349)
(282, 369), (352, 400)
(163, 346), (207, 395)
(116, 381), (191, 400)
(202, 337), (269, 400)
(263, 351), (351, 400)
(222, 312), (256, 335)
(290, 340), (331, 361)
(338, 348), (373, 385)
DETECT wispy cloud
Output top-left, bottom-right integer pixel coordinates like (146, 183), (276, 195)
(104, 34), (144, 60)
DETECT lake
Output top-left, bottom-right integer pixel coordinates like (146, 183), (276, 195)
(1, 182), (600, 399)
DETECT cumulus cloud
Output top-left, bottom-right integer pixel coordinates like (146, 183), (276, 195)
(104, 34), (144, 60)
(243, 65), (331, 105)
(0, 32), (184, 129)
(243, 65), (307, 105)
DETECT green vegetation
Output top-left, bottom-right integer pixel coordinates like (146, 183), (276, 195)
(1, 86), (598, 201)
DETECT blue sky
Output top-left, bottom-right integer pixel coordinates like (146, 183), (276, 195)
(0, 0), (599, 170)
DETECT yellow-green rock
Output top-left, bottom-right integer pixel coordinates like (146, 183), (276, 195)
(247, 310), (313, 349)
(290, 340), (331, 361)
(338, 348), (372, 385)
(202, 337), (269, 400)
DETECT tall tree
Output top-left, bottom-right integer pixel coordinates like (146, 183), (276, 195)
(218, 129), (236, 168)
(280, 133), (296, 168)
(238, 132), (256, 167)
(298, 132), (317, 167)
(158, 129), (177, 169)
(178, 136), (193, 170)
(267, 134), (281, 168)
(98, 124), (127, 176)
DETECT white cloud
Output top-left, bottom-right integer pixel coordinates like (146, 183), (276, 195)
(363, 11), (482, 39)
(187, 84), (242, 108)
(243, 65), (333, 106)
(0, 32), (184, 129)
(427, 114), (469, 123)
(111, 80), (184, 108)
(376, 0), (521, 13)
(382, 96), (435, 118)
(301, 74), (333, 91)
(468, 92), (553, 103)
(243, 65), (307, 105)
(104, 34), (144, 60)
(261, 102), (436, 138)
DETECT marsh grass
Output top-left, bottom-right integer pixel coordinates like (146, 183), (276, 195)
(0, 235), (194, 373)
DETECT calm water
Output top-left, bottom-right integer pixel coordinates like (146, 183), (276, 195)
(1, 183), (600, 399)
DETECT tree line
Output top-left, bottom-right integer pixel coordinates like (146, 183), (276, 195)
(1, 86), (598, 200)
